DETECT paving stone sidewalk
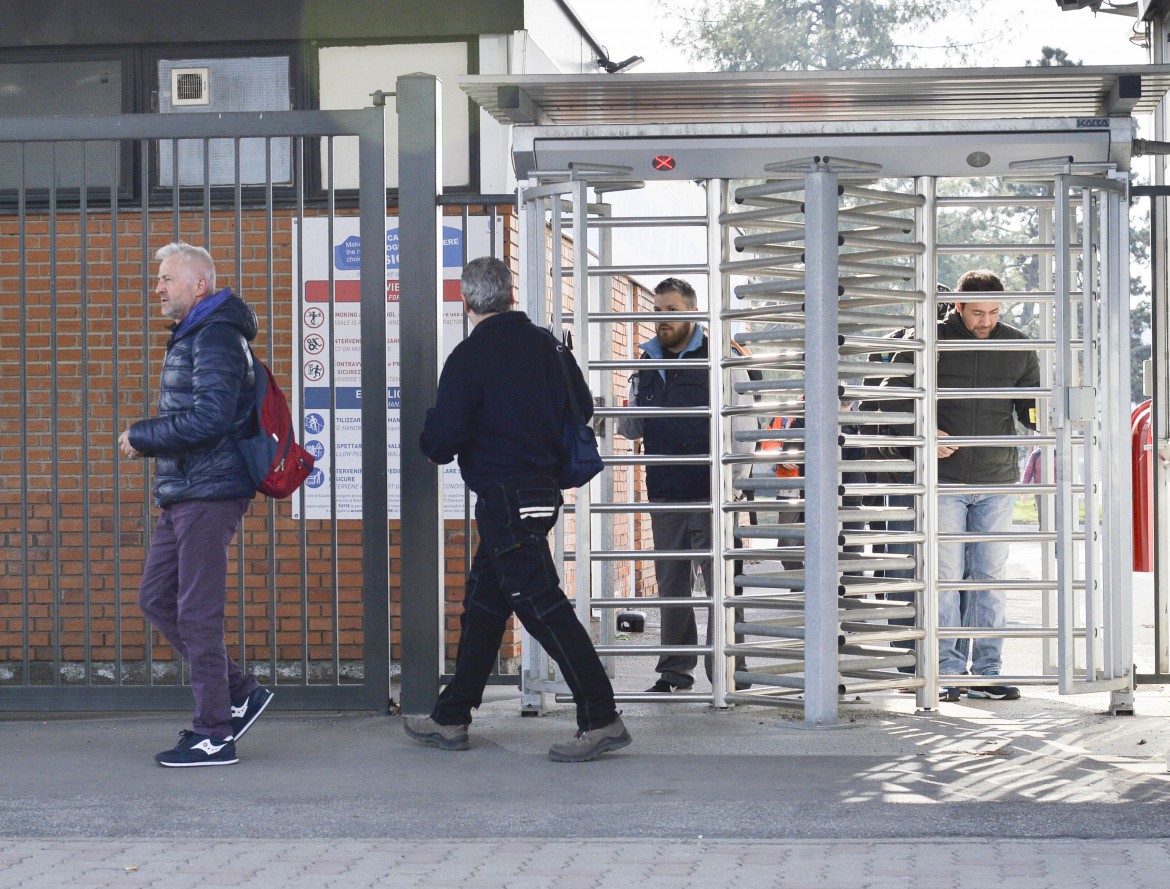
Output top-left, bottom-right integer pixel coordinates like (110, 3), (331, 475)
(2, 837), (1169, 889)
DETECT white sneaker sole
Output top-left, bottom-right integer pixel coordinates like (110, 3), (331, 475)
(231, 690), (274, 742)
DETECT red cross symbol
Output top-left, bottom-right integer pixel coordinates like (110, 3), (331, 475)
(652, 155), (675, 171)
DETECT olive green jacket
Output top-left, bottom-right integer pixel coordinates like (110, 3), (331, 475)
(867, 310), (1040, 485)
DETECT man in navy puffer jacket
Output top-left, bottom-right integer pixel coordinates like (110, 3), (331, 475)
(118, 242), (273, 767)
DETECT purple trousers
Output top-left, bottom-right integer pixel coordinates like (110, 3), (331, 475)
(137, 498), (257, 739)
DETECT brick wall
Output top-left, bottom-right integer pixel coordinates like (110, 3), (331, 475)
(0, 203), (657, 681)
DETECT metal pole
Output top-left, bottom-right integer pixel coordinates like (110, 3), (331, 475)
(803, 167), (840, 726)
(357, 104), (391, 711)
(397, 74), (444, 714)
(915, 175), (940, 709)
(1104, 177), (1135, 706)
(707, 178), (729, 707)
(1054, 175), (1076, 694)
(572, 179), (593, 630)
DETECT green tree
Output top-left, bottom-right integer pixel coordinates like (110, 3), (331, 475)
(664, 0), (977, 71)
(1028, 46), (1081, 67)
(1129, 197), (1153, 405)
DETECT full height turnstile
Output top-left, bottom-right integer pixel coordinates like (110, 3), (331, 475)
(510, 157), (1136, 724)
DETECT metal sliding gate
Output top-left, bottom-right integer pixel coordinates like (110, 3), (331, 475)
(514, 159), (1136, 723)
(0, 108), (391, 711)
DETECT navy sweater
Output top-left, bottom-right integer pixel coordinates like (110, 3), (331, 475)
(420, 311), (593, 492)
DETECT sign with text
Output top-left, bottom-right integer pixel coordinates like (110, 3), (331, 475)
(291, 216), (499, 519)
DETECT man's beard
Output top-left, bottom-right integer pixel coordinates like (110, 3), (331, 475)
(658, 322), (693, 353)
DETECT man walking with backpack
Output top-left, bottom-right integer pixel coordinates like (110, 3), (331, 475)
(404, 256), (630, 762)
(118, 242), (273, 767)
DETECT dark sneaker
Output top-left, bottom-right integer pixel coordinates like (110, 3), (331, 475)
(968, 676), (1021, 700)
(403, 716), (470, 751)
(940, 686), (963, 703)
(155, 730), (238, 768)
(230, 687), (274, 741)
(548, 716), (632, 763)
(645, 678), (693, 693)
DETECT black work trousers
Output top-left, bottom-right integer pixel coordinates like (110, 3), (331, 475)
(431, 475), (618, 733)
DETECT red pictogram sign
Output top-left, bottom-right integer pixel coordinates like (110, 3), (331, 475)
(652, 155), (676, 172)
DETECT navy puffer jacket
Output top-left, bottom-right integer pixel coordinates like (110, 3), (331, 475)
(128, 290), (259, 507)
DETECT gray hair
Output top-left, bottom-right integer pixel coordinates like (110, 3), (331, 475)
(460, 257), (513, 315)
(155, 241), (217, 292)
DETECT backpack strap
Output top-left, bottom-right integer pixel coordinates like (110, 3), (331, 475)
(548, 331), (586, 425)
(248, 347), (268, 431)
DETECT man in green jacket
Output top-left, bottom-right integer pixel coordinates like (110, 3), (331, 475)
(935, 270), (1040, 702)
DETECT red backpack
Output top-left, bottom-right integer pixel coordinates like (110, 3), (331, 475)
(239, 349), (315, 499)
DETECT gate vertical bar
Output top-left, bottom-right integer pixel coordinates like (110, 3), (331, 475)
(707, 178), (729, 706)
(1054, 175), (1077, 693)
(17, 144), (29, 686)
(518, 183), (551, 715)
(358, 106), (392, 707)
(804, 168), (840, 725)
(1103, 178), (1135, 702)
(595, 199), (616, 660)
(915, 176), (940, 707)
(1076, 183), (1095, 678)
(398, 77), (443, 713)
(1038, 187), (1058, 674)
(571, 178), (593, 629)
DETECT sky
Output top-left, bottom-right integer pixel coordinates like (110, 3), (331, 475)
(571, 1), (1150, 72)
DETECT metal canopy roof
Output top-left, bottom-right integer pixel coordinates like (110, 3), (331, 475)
(460, 66), (1170, 127)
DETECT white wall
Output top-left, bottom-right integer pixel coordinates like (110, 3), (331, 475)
(318, 42), (470, 190)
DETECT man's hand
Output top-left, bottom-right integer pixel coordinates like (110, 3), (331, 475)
(937, 429), (957, 459)
(118, 428), (142, 459)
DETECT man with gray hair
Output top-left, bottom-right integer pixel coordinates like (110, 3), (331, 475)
(407, 256), (631, 762)
(119, 241), (273, 767)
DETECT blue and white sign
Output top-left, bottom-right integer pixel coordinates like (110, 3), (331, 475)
(292, 215), (499, 519)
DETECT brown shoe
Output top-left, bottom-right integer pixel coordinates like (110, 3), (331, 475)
(403, 716), (470, 751)
(548, 716), (632, 763)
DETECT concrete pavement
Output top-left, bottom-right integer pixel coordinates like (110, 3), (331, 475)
(4, 680), (1170, 887)
(4, 540), (1167, 886)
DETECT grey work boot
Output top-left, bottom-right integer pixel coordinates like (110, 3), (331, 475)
(403, 716), (470, 751)
(548, 715), (632, 763)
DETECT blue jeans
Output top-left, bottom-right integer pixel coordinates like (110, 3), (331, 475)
(432, 476), (617, 733)
(936, 491), (1015, 678)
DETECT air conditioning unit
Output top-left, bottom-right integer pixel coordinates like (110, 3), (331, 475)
(171, 68), (210, 106)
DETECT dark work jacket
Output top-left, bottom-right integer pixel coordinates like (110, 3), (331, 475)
(934, 310), (1040, 484)
(636, 329), (710, 502)
(420, 310), (593, 493)
(128, 289), (259, 507)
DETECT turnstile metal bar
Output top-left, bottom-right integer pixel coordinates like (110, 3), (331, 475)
(593, 644), (713, 657)
(565, 549), (711, 561)
(587, 597), (718, 608)
(935, 387), (1051, 399)
(600, 454), (710, 465)
(937, 195), (1056, 207)
(564, 262), (708, 277)
(563, 501), (710, 514)
(937, 579), (1067, 590)
(586, 214), (707, 228)
(936, 338), (1064, 351)
(589, 358), (707, 370)
(570, 310), (710, 323)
